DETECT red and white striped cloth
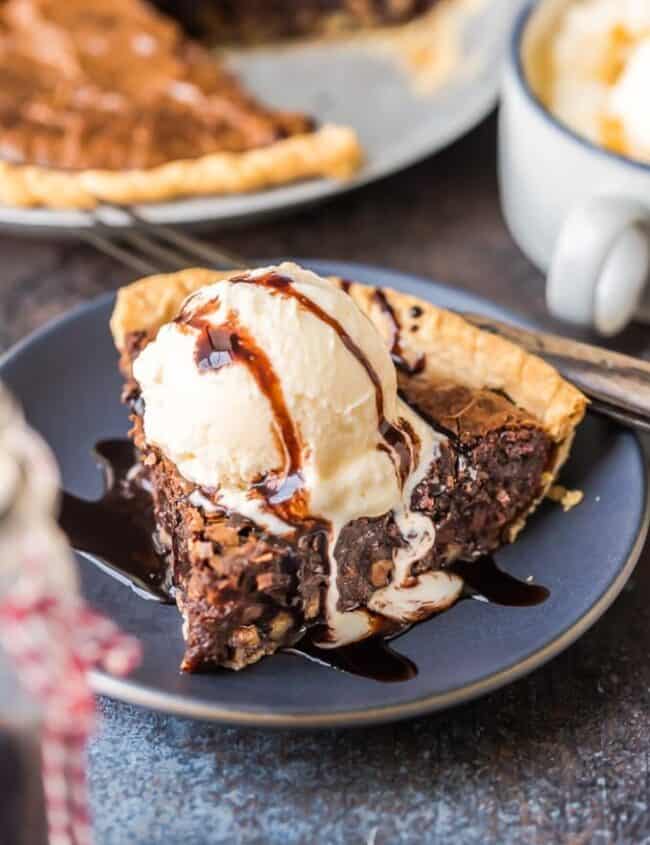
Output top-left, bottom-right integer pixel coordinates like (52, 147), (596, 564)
(0, 572), (141, 845)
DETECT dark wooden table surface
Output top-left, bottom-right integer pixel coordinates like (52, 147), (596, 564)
(2, 115), (650, 845)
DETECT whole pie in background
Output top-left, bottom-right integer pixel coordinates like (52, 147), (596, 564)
(0, 0), (363, 208)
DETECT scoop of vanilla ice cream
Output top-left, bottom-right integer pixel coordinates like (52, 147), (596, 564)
(608, 38), (650, 159)
(133, 263), (407, 527)
(549, 0), (650, 156)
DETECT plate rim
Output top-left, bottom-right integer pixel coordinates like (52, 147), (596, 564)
(1, 260), (647, 728)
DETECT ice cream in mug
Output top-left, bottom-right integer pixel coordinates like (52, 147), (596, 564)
(532, 0), (650, 164)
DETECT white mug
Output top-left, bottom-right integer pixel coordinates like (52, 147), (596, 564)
(498, 0), (650, 335)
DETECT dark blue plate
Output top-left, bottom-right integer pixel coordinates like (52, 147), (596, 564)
(1, 260), (647, 727)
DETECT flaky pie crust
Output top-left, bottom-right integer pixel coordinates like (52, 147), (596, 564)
(0, 125), (362, 209)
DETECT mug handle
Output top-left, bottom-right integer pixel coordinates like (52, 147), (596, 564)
(546, 196), (650, 335)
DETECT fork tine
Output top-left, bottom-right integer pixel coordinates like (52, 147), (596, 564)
(79, 230), (160, 276)
(120, 230), (195, 272)
(139, 223), (244, 270)
(106, 204), (245, 270)
(90, 211), (191, 272)
(86, 203), (247, 276)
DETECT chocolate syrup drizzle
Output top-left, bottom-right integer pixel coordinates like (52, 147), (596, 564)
(59, 439), (550, 684)
(373, 287), (426, 376)
(225, 271), (415, 486)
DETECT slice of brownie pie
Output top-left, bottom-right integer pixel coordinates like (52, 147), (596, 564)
(109, 263), (586, 671)
(0, 0), (361, 208)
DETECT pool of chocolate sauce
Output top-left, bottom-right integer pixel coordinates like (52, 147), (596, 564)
(59, 439), (549, 683)
(59, 440), (172, 603)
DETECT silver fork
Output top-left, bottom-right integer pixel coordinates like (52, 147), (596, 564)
(82, 205), (650, 434)
(80, 205), (244, 276)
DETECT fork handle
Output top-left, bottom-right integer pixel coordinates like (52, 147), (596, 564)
(463, 314), (650, 431)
